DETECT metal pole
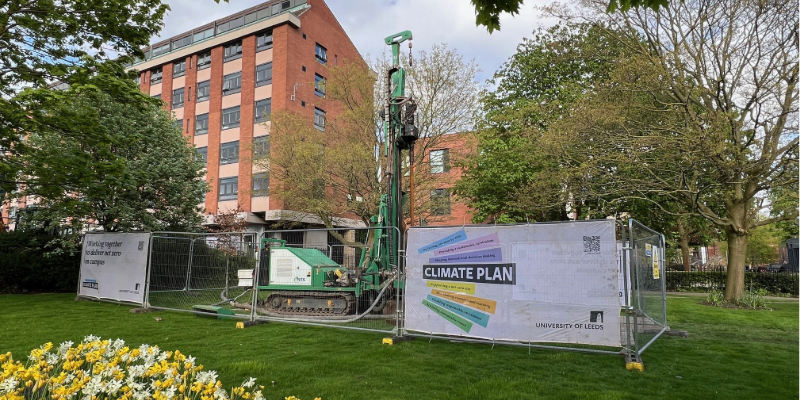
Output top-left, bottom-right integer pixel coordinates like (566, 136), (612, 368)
(185, 238), (195, 292)
(143, 233), (155, 308)
(250, 233), (260, 322)
(660, 233), (668, 327)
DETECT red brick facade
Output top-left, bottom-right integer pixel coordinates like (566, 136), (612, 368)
(129, 0), (363, 223)
(413, 133), (478, 226)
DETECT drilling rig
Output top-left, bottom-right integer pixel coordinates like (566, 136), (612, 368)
(254, 31), (418, 317)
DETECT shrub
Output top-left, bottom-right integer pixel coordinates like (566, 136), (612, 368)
(0, 231), (81, 293)
(705, 289), (724, 306)
(736, 288), (770, 309)
(665, 271), (798, 296)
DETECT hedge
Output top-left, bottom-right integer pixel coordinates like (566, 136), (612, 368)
(0, 231), (81, 293)
(666, 271), (799, 296)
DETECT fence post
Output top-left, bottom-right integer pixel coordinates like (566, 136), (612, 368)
(250, 233), (260, 322)
(143, 233), (154, 309)
(185, 238), (195, 292)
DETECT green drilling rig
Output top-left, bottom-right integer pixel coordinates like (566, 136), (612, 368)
(255, 31), (418, 317)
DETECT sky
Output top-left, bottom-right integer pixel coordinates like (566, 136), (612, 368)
(154, 0), (555, 82)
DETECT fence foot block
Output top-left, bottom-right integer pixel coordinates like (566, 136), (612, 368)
(236, 321), (268, 329)
(382, 336), (414, 345)
(625, 354), (644, 371)
(130, 308), (158, 314)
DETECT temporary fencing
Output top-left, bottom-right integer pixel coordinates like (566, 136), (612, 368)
(145, 231), (258, 319)
(76, 219), (667, 362)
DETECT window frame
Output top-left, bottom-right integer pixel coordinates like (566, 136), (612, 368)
(218, 177), (239, 201)
(255, 62), (272, 87)
(150, 67), (163, 84)
(254, 99), (272, 123)
(196, 80), (211, 102)
(314, 74), (326, 97)
(315, 43), (327, 64)
(253, 135), (270, 158)
(173, 60), (186, 77)
(430, 188), (451, 216)
(314, 108), (326, 131)
(430, 149), (451, 174)
(196, 146), (208, 165)
(222, 71), (242, 95)
(252, 172), (269, 196)
(220, 141), (240, 165)
(195, 113), (209, 135)
(223, 41), (243, 62)
(256, 31), (274, 51)
(197, 52), (211, 70)
(221, 106), (241, 130)
(172, 87), (184, 109)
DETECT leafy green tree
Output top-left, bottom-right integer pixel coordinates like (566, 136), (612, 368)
(746, 225), (782, 267)
(539, 0), (798, 301)
(0, 0), (171, 190)
(454, 23), (629, 223)
(13, 89), (207, 232)
(469, 0), (672, 32)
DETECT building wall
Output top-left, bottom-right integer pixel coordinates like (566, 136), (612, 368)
(412, 132), (478, 226)
(130, 0), (364, 221)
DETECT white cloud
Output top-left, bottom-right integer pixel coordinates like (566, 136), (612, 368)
(157, 0), (556, 81)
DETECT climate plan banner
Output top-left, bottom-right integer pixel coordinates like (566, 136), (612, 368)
(78, 233), (150, 304)
(405, 221), (621, 346)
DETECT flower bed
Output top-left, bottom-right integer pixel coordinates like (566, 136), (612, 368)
(0, 336), (316, 400)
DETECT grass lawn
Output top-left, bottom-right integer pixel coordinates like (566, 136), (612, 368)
(0, 294), (796, 400)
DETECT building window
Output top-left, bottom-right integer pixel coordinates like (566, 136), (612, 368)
(224, 41), (243, 62)
(254, 99), (271, 123)
(430, 149), (450, 174)
(193, 27), (214, 43)
(173, 119), (183, 130)
(219, 177), (238, 200)
(196, 80), (210, 102)
(315, 43), (327, 64)
(220, 141), (239, 165)
(173, 60), (186, 77)
(216, 16), (244, 35)
(172, 36), (192, 50)
(151, 43), (170, 57)
(197, 52), (211, 70)
(172, 87), (184, 109)
(152, 93), (161, 100)
(314, 74), (326, 97)
(150, 67), (163, 84)
(196, 147), (207, 165)
(195, 113), (209, 135)
(430, 189), (451, 216)
(222, 71), (242, 95)
(222, 106), (240, 130)
(253, 173), (269, 196)
(253, 135), (270, 158)
(255, 62), (272, 87)
(314, 108), (325, 131)
(256, 31), (273, 51)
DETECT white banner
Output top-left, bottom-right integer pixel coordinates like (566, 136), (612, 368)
(405, 221), (621, 347)
(78, 233), (150, 304)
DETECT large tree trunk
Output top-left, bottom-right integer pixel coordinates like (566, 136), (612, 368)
(677, 219), (691, 271)
(725, 230), (748, 302)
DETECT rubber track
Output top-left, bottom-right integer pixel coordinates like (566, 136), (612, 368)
(262, 291), (355, 316)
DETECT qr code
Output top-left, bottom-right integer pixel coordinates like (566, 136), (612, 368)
(583, 236), (600, 253)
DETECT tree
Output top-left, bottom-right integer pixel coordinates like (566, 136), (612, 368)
(258, 44), (483, 230)
(469, 0), (671, 32)
(454, 23), (629, 223)
(0, 0), (171, 190)
(540, 0), (798, 301)
(13, 88), (207, 232)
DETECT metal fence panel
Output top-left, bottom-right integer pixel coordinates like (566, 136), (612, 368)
(145, 232), (257, 319)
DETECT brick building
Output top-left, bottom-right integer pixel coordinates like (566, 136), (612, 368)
(414, 132), (477, 227)
(128, 0), (365, 234)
